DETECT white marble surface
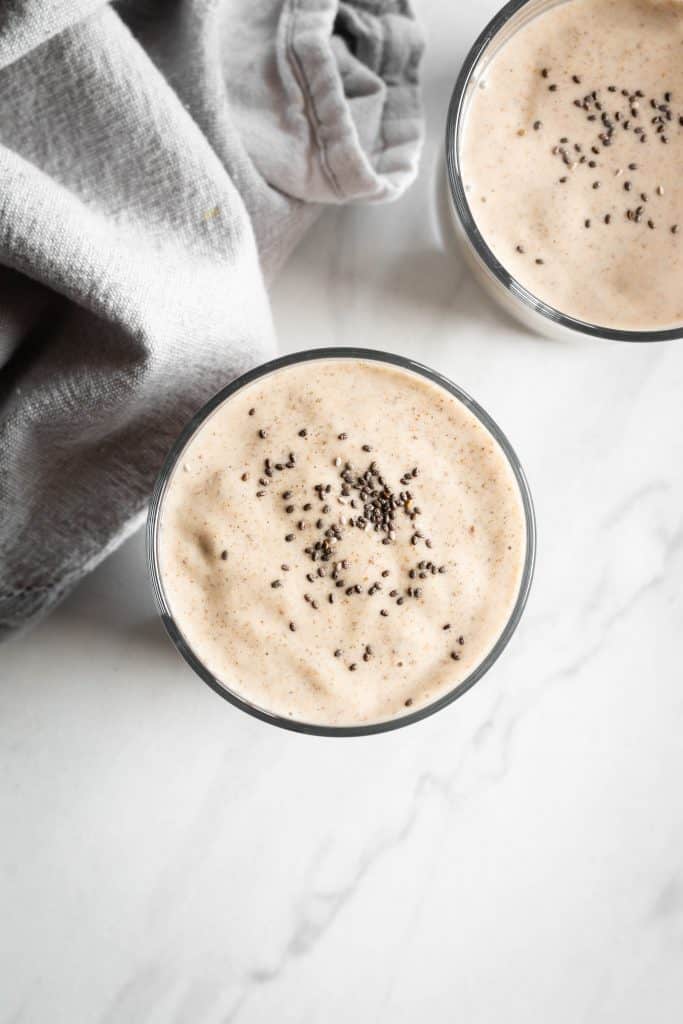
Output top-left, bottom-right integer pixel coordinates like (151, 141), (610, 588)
(4, 3), (683, 1021)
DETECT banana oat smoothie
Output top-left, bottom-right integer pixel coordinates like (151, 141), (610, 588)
(157, 357), (528, 727)
(461, 0), (683, 330)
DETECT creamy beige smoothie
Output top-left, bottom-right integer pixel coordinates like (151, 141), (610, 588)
(157, 358), (527, 727)
(461, 0), (683, 330)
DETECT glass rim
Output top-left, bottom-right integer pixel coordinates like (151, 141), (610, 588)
(445, 0), (683, 344)
(146, 347), (537, 737)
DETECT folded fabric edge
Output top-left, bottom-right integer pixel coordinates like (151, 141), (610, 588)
(0, 0), (107, 72)
(0, 505), (147, 642)
(284, 0), (424, 204)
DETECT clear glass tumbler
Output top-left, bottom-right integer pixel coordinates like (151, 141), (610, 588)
(147, 348), (536, 736)
(444, 0), (683, 343)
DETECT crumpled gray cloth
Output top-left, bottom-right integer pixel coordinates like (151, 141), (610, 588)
(0, 0), (423, 637)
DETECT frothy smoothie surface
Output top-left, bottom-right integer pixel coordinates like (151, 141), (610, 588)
(158, 359), (527, 727)
(461, 0), (683, 330)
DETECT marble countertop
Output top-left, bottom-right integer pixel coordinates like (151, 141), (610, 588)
(4, 3), (683, 1021)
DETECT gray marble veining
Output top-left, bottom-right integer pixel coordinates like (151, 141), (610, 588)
(3, 2), (683, 1021)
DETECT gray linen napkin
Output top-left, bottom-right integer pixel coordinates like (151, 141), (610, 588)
(0, 0), (423, 637)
